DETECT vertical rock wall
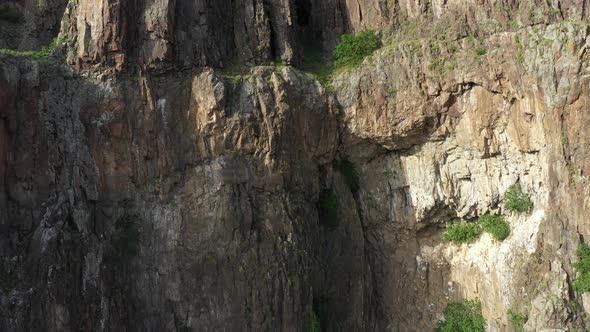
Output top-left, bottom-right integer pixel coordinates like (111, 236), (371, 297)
(2, 0), (590, 331)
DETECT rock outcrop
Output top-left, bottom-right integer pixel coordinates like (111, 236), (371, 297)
(2, 0), (590, 331)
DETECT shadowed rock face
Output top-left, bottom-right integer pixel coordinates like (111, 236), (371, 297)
(0, 0), (68, 50)
(2, 1), (590, 331)
(60, 0), (300, 71)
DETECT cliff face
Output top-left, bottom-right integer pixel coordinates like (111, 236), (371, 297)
(2, 0), (590, 331)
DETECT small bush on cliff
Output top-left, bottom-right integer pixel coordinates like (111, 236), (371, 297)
(318, 189), (339, 227)
(333, 30), (381, 69)
(442, 222), (482, 243)
(504, 183), (532, 213)
(507, 309), (527, 332)
(573, 243), (590, 292)
(437, 300), (485, 332)
(480, 214), (510, 241)
(305, 308), (321, 332)
(475, 47), (487, 57)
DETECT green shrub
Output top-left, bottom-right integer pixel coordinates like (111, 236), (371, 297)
(480, 214), (510, 241)
(332, 159), (359, 192)
(504, 183), (532, 213)
(574, 243), (590, 292)
(318, 189), (339, 227)
(574, 273), (590, 292)
(305, 308), (321, 332)
(333, 30), (381, 69)
(442, 222), (482, 243)
(437, 300), (485, 332)
(475, 47), (487, 57)
(575, 243), (590, 271)
(112, 220), (140, 261)
(507, 309), (526, 332)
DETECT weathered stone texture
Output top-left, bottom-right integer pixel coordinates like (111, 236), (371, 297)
(2, 1), (590, 331)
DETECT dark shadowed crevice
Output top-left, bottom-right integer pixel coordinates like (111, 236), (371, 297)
(295, 0), (311, 27)
(263, 1), (279, 62)
(357, 2), (363, 24)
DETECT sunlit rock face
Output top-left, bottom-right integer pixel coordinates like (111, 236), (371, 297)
(2, 0), (590, 331)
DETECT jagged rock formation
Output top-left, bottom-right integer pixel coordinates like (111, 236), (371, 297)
(2, 0), (590, 331)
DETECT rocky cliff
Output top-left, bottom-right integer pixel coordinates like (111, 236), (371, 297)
(2, 0), (590, 331)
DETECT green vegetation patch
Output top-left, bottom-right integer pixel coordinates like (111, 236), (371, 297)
(514, 35), (525, 64)
(504, 183), (533, 213)
(443, 214), (512, 244)
(333, 30), (381, 69)
(573, 243), (590, 292)
(475, 47), (487, 57)
(0, 37), (62, 60)
(442, 222), (482, 243)
(507, 308), (527, 332)
(318, 189), (338, 227)
(480, 214), (510, 241)
(305, 308), (321, 332)
(437, 300), (486, 332)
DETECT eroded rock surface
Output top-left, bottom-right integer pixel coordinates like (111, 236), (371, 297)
(2, 1), (590, 331)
